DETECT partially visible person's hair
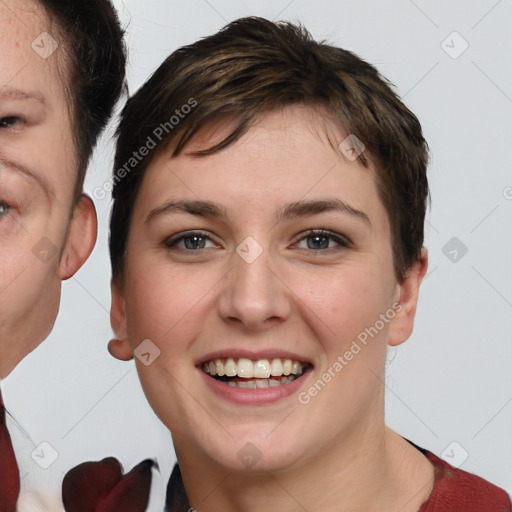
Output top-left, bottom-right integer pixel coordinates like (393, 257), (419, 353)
(109, 16), (429, 284)
(37, 0), (127, 200)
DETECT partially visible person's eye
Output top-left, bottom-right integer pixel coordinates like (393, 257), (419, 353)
(294, 229), (351, 251)
(0, 201), (12, 220)
(0, 116), (25, 130)
(165, 230), (219, 251)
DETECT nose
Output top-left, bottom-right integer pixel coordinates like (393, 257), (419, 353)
(217, 247), (291, 331)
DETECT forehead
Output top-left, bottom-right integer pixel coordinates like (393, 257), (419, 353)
(0, 0), (68, 103)
(138, 107), (388, 229)
(0, 0), (47, 49)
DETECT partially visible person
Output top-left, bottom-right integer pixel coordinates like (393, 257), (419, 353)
(108, 17), (512, 511)
(0, 1), (152, 510)
(0, 0), (125, 377)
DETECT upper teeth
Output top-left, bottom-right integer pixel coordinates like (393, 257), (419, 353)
(202, 358), (304, 378)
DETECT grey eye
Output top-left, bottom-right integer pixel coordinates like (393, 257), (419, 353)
(182, 235), (208, 250)
(0, 202), (12, 218)
(306, 235), (331, 249)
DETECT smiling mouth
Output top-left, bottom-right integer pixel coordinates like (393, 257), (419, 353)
(201, 357), (311, 388)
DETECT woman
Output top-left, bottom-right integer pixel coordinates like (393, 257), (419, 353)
(108, 17), (511, 511)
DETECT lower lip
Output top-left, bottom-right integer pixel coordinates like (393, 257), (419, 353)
(199, 368), (312, 405)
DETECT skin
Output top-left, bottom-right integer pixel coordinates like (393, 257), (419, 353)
(0, 0), (97, 378)
(111, 106), (433, 511)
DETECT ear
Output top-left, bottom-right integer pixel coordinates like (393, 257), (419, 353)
(109, 279), (133, 361)
(59, 195), (97, 280)
(388, 248), (428, 347)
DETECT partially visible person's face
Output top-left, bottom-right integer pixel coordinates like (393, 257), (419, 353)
(0, 0), (96, 377)
(112, 106), (426, 473)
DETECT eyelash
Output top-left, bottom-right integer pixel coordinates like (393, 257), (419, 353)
(294, 229), (351, 251)
(165, 230), (219, 251)
(0, 116), (25, 130)
(164, 229), (351, 252)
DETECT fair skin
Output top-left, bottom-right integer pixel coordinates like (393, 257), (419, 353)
(0, 0), (96, 378)
(111, 106), (433, 511)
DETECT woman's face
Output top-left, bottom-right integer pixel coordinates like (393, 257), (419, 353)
(113, 106), (424, 472)
(0, 0), (90, 377)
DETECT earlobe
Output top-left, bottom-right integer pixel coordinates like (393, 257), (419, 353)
(59, 195), (98, 280)
(388, 248), (428, 347)
(110, 280), (133, 361)
(108, 338), (133, 361)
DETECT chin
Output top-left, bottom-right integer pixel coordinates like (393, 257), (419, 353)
(193, 425), (306, 473)
(206, 446), (296, 473)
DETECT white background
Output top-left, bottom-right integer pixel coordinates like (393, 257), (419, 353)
(4, 0), (511, 509)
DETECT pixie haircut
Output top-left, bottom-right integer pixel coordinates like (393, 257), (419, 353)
(38, 0), (127, 199)
(110, 17), (429, 283)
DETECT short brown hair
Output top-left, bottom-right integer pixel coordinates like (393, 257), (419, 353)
(38, 0), (127, 200)
(110, 16), (429, 283)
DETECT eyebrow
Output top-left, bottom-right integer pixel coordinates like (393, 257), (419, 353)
(145, 199), (228, 224)
(0, 156), (53, 198)
(277, 198), (371, 226)
(145, 198), (370, 227)
(0, 87), (46, 104)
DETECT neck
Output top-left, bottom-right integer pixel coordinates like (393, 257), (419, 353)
(0, 352), (18, 379)
(174, 425), (434, 512)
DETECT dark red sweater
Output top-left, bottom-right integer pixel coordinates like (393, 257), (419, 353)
(418, 449), (511, 512)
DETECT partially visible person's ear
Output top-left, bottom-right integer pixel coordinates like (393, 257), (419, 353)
(109, 280), (133, 361)
(59, 195), (97, 280)
(388, 248), (428, 347)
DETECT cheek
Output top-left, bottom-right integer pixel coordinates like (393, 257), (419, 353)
(123, 258), (223, 355)
(0, 247), (61, 340)
(0, 235), (58, 291)
(291, 268), (394, 429)
(123, 262), (224, 434)
(291, 265), (393, 347)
